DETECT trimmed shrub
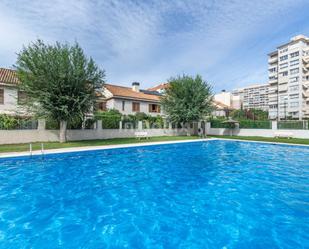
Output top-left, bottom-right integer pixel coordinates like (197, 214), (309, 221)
(96, 109), (122, 129)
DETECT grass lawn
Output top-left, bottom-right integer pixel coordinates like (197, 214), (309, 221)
(210, 135), (309, 145)
(0, 136), (199, 154)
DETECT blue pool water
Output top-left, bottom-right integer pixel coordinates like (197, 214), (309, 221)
(0, 140), (308, 249)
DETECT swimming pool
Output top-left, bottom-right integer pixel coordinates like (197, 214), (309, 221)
(0, 140), (308, 248)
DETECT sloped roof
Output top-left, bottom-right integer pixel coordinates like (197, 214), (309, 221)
(0, 68), (19, 85)
(105, 84), (160, 102)
(213, 100), (231, 109)
(147, 83), (169, 91)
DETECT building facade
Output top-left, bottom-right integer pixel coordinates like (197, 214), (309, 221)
(0, 68), (163, 117)
(0, 68), (28, 116)
(242, 84), (269, 111)
(268, 35), (309, 120)
(100, 82), (162, 116)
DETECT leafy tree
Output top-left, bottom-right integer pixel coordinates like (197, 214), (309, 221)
(230, 109), (268, 120)
(161, 74), (213, 133)
(15, 40), (105, 142)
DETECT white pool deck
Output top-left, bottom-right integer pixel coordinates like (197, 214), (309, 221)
(0, 137), (308, 159)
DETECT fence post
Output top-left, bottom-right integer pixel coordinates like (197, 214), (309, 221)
(138, 121), (143, 130)
(272, 121), (277, 130)
(205, 122), (211, 135)
(168, 122), (172, 130)
(37, 119), (46, 131)
(97, 120), (102, 130)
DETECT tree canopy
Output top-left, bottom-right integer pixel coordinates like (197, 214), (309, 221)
(161, 75), (213, 124)
(15, 39), (105, 142)
(230, 109), (269, 120)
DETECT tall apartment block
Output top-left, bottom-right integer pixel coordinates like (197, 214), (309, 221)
(242, 84), (269, 111)
(268, 35), (309, 120)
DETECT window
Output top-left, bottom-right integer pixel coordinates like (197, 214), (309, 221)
(290, 102), (299, 108)
(290, 76), (299, 83)
(290, 94), (299, 99)
(17, 91), (27, 105)
(290, 68), (299, 75)
(122, 101), (125, 111)
(280, 48), (288, 54)
(269, 67), (276, 73)
(289, 85), (299, 91)
(280, 71), (288, 77)
(290, 59), (299, 67)
(132, 102), (140, 112)
(279, 62), (288, 69)
(148, 104), (160, 113)
(0, 89), (3, 104)
(280, 55), (288, 61)
(98, 101), (107, 111)
(290, 51), (299, 58)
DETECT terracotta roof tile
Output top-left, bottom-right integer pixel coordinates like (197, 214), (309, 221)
(105, 84), (160, 102)
(147, 83), (169, 91)
(213, 100), (231, 109)
(0, 68), (19, 85)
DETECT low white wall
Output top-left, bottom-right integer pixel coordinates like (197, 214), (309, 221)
(207, 128), (309, 139)
(0, 128), (188, 145)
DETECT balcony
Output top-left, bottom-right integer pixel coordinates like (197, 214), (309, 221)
(278, 84), (288, 92)
(269, 78), (278, 84)
(268, 56), (278, 64)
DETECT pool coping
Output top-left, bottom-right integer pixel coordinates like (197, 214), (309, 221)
(0, 138), (215, 159)
(0, 137), (308, 159)
(213, 137), (309, 148)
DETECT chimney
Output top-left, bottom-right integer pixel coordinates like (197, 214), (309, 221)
(132, 82), (140, 92)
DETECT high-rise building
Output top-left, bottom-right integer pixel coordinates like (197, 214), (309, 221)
(242, 84), (269, 111)
(268, 35), (309, 120)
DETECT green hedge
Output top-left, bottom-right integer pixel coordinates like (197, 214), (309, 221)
(210, 119), (271, 129)
(239, 120), (271, 129)
(210, 119), (230, 128)
(0, 114), (37, 130)
(96, 109), (121, 129)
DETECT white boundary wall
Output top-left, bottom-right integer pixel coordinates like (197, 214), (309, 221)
(0, 120), (190, 145)
(0, 129), (188, 145)
(206, 121), (309, 139)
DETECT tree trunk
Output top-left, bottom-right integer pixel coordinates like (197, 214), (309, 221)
(186, 122), (191, 136)
(59, 120), (67, 143)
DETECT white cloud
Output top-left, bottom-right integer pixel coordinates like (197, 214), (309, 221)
(0, 0), (308, 90)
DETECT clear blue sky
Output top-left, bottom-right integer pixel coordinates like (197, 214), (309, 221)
(1, 0), (309, 92)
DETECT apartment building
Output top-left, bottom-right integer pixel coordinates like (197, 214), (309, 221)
(268, 34), (309, 120)
(215, 83), (269, 111)
(242, 84), (269, 111)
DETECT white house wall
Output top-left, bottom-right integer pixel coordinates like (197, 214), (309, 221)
(107, 98), (162, 116)
(0, 86), (19, 114)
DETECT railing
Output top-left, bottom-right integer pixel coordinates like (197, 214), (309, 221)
(239, 120), (271, 129)
(0, 118), (38, 130)
(277, 120), (308, 130)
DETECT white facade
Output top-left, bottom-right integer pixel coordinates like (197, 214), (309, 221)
(242, 84), (269, 111)
(0, 85), (27, 115)
(268, 34), (309, 120)
(102, 83), (162, 116)
(214, 91), (232, 107)
(106, 97), (162, 116)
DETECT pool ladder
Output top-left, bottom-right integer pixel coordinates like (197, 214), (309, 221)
(29, 143), (45, 158)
